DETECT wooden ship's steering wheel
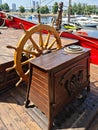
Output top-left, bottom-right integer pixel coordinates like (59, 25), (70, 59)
(6, 23), (62, 86)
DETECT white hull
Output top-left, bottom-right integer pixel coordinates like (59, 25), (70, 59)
(73, 16), (98, 28)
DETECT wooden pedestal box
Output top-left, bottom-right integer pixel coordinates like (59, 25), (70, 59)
(26, 48), (90, 130)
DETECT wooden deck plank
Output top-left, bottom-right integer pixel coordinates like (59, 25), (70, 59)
(26, 107), (48, 130)
(0, 102), (22, 130)
(0, 92), (30, 130)
(8, 86), (47, 130)
(0, 86), (42, 130)
(7, 96), (41, 130)
(0, 119), (7, 130)
(0, 28), (24, 64)
(90, 64), (98, 87)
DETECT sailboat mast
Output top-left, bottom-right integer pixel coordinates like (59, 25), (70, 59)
(55, 2), (63, 30)
(68, 0), (71, 23)
(38, 0), (41, 23)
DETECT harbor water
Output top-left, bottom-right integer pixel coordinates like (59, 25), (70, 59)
(27, 16), (98, 38)
(81, 27), (98, 38)
(27, 15), (54, 24)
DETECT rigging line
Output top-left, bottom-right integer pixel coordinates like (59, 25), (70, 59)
(45, 0), (55, 6)
(33, 0), (54, 13)
(41, 0), (47, 4)
(40, 0), (55, 6)
(36, 0), (54, 14)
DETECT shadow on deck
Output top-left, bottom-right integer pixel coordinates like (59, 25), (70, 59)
(0, 71), (98, 130)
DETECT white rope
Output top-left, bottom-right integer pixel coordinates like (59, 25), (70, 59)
(45, 0), (54, 6)
(40, 0), (54, 6)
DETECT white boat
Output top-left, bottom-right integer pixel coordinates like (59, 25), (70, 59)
(90, 15), (98, 22)
(73, 16), (97, 27)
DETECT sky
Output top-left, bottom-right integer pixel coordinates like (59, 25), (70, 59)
(2, 0), (98, 9)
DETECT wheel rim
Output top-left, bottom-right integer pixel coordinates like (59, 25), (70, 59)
(14, 24), (62, 84)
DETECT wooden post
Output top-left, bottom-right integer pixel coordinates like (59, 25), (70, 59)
(68, 0), (71, 23)
(55, 2), (63, 31)
(37, 5), (41, 23)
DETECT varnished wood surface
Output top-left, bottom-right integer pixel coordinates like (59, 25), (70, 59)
(29, 49), (90, 130)
(0, 28), (24, 64)
(30, 48), (90, 71)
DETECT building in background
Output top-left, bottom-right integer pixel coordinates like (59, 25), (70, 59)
(48, 6), (52, 13)
(36, 1), (39, 9)
(32, 1), (35, 10)
(0, 0), (2, 5)
(29, 0), (39, 10)
(12, 3), (16, 12)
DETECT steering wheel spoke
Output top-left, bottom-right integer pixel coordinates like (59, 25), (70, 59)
(47, 38), (57, 49)
(21, 57), (34, 66)
(23, 49), (40, 57)
(39, 31), (44, 48)
(29, 36), (41, 52)
(44, 31), (51, 49)
(10, 24), (62, 85)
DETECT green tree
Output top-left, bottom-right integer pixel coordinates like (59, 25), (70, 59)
(70, 3), (98, 15)
(19, 6), (25, 13)
(44, 5), (49, 14)
(30, 8), (34, 13)
(0, 4), (3, 10)
(52, 2), (58, 14)
(37, 6), (40, 13)
(77, 3), (82, 15)
(92, 5), (97, 14)
(39, 5), (49, 14)
(71, 3), (78, 15)
(0, 3), (10, 12)
(96, 9), (98, 14)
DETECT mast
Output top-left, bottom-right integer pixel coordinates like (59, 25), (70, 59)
(38, 0), (41, 23)
(55, 2), (63, 30)
(68, 0), (71, 23)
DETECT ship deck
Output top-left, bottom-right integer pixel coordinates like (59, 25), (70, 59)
(0, 27), (98, 130)
(0, 27), (79, 64)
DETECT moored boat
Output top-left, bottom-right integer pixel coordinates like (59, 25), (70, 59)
(63, 22), (81, 30)
(72, 16), (98, 27)
(90, 15), (98, 22)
